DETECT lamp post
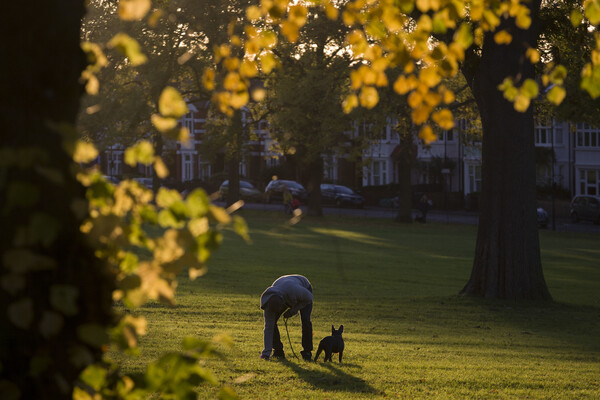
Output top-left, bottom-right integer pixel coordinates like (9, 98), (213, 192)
(551, 125), (556, 231)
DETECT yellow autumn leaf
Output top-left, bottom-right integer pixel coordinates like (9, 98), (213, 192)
(289, 5), (308, 27)
(281, 20), (299, 42)
(73, 141), (99, 163)
(342, 94), (359, 114)
(419, 67), (441, 88)
(154, 157), (169, 179)
(407, 91), (423, 108)
(151, 114), (178, 133)
(240, 59), (258, 77)
(252, 88), (266, 102)
(260, 52), (278, 73)
(546, 86), (566, 105)
(514, 93), (531, 112)
(494, 30), (513, 45)
(359, 86), (379, 109)
(526, 48), (540, 64)
(108, 33), (147, 66)
(230, 90), (250, 109)
(148, 9), (163, 27)
(412, 105), (432, 125)
(246, 5), (262, 21)
(325, 2), (339, 19)
(223, 57), (240, 72)
(224, 72), (245, 92)
(202, 68), (215, 90)
(515, 6), (532, 29)
(419, 125), (437, 145)
(118, 0), (151, 21)
(432, 109), (455, 130)
(158, 87), (188, 118)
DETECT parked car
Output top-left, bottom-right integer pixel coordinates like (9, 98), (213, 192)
(133, 177), (153, 189)
(537, 207), (549, 229)
(321, 184), (365, 208)
(570, 195), (600, 224)
(264, 179), (308, 203)
(219, 180), (263, 202)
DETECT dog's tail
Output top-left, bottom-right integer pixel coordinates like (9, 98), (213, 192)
(313, 343), (324, 362)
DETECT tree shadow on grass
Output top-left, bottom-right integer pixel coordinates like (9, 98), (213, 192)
(280, 359), (378, 394)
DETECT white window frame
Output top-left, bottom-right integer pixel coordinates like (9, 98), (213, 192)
(575, 123), (600, 149)
(578, 169), (600, 196)
(182, 153), (194, 181)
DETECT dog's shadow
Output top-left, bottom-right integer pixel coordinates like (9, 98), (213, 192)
(281, 360), (376, 394)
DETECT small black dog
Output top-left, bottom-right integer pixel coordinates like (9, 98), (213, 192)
(314, 325), (344, 363)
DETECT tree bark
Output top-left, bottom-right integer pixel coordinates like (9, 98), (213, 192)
(306, 158), (324, 217)
(226, 110), (242, 207)
(1, 1), (114, 399)
(461, 2), (552, 300)
(395, 130), (415, 223)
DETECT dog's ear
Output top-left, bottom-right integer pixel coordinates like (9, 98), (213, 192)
(338, 325), (344, 333)
(331, 325), (335, 334)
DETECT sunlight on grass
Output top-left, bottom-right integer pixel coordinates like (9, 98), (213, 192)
(113, 212), (600, 399)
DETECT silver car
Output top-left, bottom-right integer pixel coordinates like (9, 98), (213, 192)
(570, 195), (600, 224)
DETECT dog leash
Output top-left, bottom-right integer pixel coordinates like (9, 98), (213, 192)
(283, 317), (300, 360)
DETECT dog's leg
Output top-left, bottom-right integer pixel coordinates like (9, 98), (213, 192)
(339, 351), (343, 363)
(325, 351), (332, 362)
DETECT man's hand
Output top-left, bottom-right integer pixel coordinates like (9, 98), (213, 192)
(283, 309), (296, 319)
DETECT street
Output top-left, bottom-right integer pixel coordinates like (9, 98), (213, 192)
(221, 201), (600, 235)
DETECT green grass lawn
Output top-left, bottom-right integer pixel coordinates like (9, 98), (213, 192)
(116, 211), (600, 399)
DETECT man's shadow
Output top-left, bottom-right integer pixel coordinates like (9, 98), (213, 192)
(280, 359), (376, 394)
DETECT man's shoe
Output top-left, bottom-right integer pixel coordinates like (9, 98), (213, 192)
(300, 351), (312, 361)
(260, 355), (270, 361)
(272, 351), (286, 360)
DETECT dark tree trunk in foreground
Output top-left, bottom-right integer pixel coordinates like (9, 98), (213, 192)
(1, 2), (114, 399)
(461, 1), (552, 300)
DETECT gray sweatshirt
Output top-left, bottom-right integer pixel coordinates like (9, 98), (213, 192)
(260, 274), (313, 316)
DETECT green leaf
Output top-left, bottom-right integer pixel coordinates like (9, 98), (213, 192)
(120, 252), (139, 274)
(119, 0), (151, 21)
(520, 79), (539, 98)
(454, 23), (473, 49)
(585, 0), (600, 25)
(0, 380), (21, 400)
(124, 141), (155, 166)
(73, 141), (99, 163)
(156, 187), (183, 208)
(108, 33), (148, 66)
(185, 189), (210, 218)
(571, 9), (584, 26)
(4, 182), (39, 212)
(219, 386), (240, 400)
(50, 285), (79, 316)
(80, 364), (108, 391)
(549, 65), (568, 85)
(546, 85), (566, 105)
(158, 87), (188, 119)
(7, 298), (33, 329)
(77, 324), (109, 348)
(232, 215), (251, 243)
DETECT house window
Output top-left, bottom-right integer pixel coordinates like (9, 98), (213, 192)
(468, 164), (482, 193)
(198, 162), (211, 181)
(576, 124), (600, 148)
(579, 169), (599, 195)
(535, 125), (552, 146)
(181, 113), (194, 134)
(108, 151), (123, 176)
(371, 160), (387, 185)
(183, 153), (193, 181)
(239, 161), (247, 177)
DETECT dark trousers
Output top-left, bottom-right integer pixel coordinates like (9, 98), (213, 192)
(271, 302), (313, 356)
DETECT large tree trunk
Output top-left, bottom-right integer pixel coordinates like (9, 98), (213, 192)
(461, 1), (552, 300)
(1, 1), (114, 399)
(395, 130), (415, 223)
(226, 110), (242, 207)
(306, 158), (324, 217)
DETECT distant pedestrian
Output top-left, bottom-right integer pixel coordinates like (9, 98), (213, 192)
(416, 194), (432, 223)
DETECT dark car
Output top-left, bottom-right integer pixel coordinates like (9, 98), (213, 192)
(537, 207), (549, 229)
(321, 184), (365, 208)
(219, 180), (263, 202)
(264, 179), (308, 203)
(570, 195), (600, 224)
